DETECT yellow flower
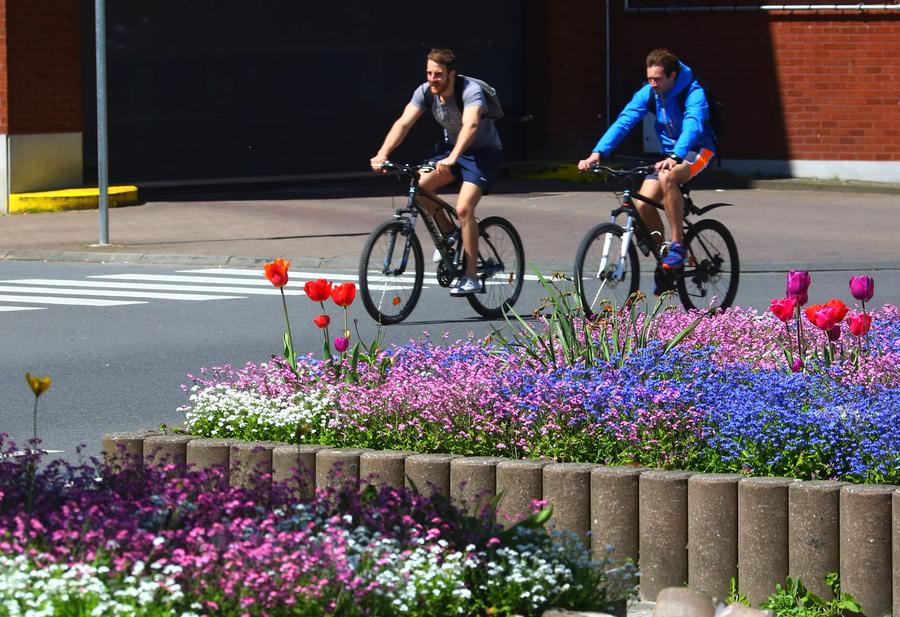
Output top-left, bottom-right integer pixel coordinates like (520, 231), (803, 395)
(25, 373), (52, 397)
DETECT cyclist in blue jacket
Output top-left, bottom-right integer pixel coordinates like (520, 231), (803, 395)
(578, 48), (717, 274)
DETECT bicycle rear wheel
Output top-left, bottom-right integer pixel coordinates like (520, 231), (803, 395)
(573, 223), (640, 316)
(358, 220), (424, 324)
(676, 218), (739, 311)
(466, 216), (525, 319)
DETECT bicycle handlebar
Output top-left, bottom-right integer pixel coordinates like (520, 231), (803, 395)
(587, 163), (656, 178)
(378, 160), (436, 176)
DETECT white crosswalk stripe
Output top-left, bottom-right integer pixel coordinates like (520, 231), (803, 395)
(0, 306), (45, 312)
(0, 294), (144, 307)
(0, 285), (241, 301)
(3, 279), (300, 296)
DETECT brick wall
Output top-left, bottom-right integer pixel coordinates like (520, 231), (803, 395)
(531, 4), (899, 163)
(7, 0), (82, 134)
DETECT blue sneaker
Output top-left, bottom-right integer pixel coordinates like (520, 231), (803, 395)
(661, 241), (686, 269)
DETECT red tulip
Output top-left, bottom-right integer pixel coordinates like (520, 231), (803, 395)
(847, 312), (872, 337)
(824, 298), (848, 323)
(849, 275), (874, 302)
(769, 297), (797, 323)
(313, 314), (330, 329)
(786, 270), (811, 305)
(331, 282), (357, 307)
(304, 279), (333, 302)
(263, 258), (291, 288)
(334, 336), (350, 353)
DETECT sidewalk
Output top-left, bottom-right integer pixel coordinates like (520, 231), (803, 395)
(1, 174), (898, 272)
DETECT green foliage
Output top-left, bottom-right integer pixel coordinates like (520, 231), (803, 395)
(730, 573), (862, 617)
(488, 272), (707, 369)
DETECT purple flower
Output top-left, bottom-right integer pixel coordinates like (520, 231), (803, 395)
(849, 275), (874, 302)
(790, 357), (804, 372)
(334, 336), (350, 353)
(786, 270), (811, 305)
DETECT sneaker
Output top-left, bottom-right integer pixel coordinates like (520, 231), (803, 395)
(450, 275), (483, 296)
(661, 241), (686, 269)
(653, 268), (676, 295)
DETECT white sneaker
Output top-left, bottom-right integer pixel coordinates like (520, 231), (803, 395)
(450, 275), (483, 296)
(433, 248), (442, 263)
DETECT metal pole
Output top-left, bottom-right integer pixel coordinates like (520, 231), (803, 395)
(95, 0), (109, 245)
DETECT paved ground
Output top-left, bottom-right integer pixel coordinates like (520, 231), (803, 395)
(1, 175), (897, 274)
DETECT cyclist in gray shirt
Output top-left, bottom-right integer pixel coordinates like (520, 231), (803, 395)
(371, 48), (502, 296)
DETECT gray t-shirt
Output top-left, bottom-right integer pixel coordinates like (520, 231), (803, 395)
(410, 78), (502, 151)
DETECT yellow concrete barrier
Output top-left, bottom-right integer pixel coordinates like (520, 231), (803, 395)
(10, 186), (140, 213)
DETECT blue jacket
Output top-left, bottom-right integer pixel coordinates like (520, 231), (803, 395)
(593, 61), (716, 160)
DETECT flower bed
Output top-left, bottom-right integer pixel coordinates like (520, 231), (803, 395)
(0, 439), (636, 616)
(181, 300), (899, 485)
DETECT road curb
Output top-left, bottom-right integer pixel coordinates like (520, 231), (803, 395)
(10, 186), (140, 213)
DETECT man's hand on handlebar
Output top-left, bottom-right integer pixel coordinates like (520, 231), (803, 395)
(370, 154), (389, 173)
(577, 151), (601, 172)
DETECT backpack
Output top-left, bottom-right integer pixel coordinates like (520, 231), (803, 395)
(647, 80), (723, 148)
(423, 74), (504, 120)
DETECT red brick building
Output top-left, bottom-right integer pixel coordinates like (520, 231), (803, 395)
(0, 1), (897, 212)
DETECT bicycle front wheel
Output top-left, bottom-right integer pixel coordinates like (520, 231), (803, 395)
(574, 223), (640, 316)
(466, 216), (525, 319)
(358, 220), (424, 324)
(677, 218), (739, 311)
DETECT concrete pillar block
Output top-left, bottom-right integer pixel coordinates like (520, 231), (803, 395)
(142, 434), (195, 471)
(839, 484), (897, 617)
(102, 430), (161, 470)
(543, 463), (596, 545)
(185, 438), (239, 483)
(228, 441), (286, 490)
(272, 444), (330, 502)
(893, 490), (899, 617)
(737, 477), (796, 608)
(638, 470), (692, 601)
(788, 480), (847, 600)
(653, 587), (716, 617)
(359, 450), (414, 490)
(495, 459), (549, 527)
(315, 448), (371, 492)
(688, 473), (742, 601)
(590, 466), (643, 566)
(450, 456), (504, 518)
(405, 453), (460, 498)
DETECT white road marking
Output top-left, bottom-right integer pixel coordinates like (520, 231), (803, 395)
(0, 306), (46, 312)
(0, 285), (241, 301)
(0, 295), (144, 306)
(1, 279), (300, 296)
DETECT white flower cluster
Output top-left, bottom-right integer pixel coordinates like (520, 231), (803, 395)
(182, 384), (331, 439)
(371, 541), (476, 615)
(0, 554), (192, 617)
(482, 544), (578, 610)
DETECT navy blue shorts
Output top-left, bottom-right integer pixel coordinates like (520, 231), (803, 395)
(429, 145), (502, 194)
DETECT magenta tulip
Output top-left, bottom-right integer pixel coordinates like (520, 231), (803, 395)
(786, 270), (811, 305)
(827, 325), (842, 342)
(847, 312), (873, 337)
(790, 357), (804, 373)
(334, 336), (350, 353)
(849, 275), (874, 302)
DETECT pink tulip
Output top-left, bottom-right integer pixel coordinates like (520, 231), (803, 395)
(786, 270), (811, 305)
(849, 275), (874, 302)
(791, 357), (804, 373)
(847, 312), (873, 337)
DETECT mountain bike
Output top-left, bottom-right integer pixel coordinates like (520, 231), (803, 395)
(574, 163), (739, 314)
(358, 161), (525, 324)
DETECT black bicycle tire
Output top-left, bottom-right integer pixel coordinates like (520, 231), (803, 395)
(573, 222), (640, 316)
(676, 218), (740, 311)
(358, 220), (424, 324)
(465, 216), (526, 319)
